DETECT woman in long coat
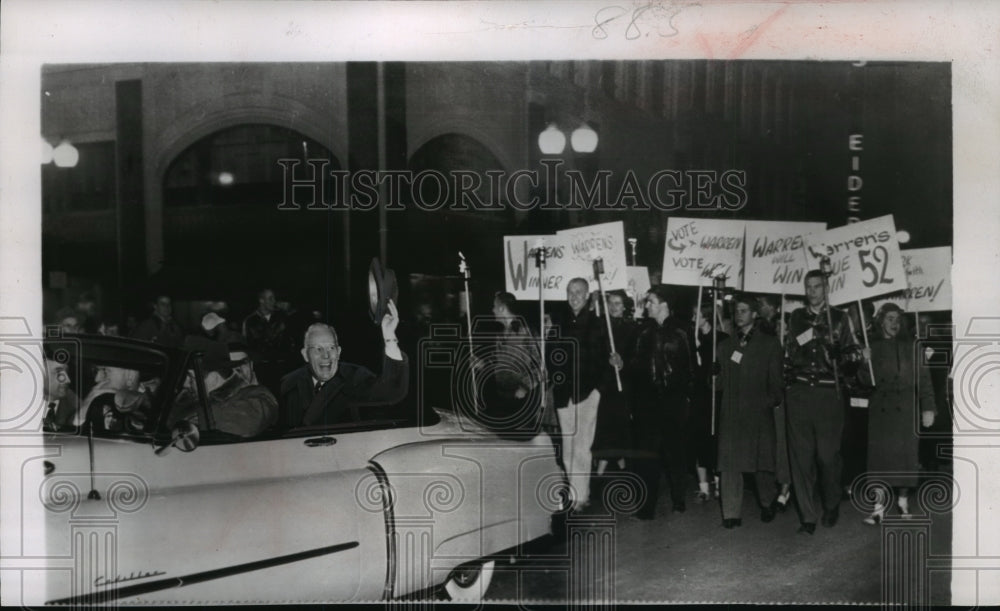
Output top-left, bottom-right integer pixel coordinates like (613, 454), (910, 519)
(592, 290), (636, 474)
(716, 294), (784, 527)
(863, 303), (937, 523)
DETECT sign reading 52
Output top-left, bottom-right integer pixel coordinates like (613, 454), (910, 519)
(858, 245), (895, 288)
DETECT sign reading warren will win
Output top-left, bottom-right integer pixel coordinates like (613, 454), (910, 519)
(744, 220), (827, 295)
(661, 217), (745, 289)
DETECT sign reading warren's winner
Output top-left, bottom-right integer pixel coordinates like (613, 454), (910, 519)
(504, 234), (577, 300)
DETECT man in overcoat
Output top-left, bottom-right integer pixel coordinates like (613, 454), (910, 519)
(716, 294), (785, 528)
(280, 300), (407, 429)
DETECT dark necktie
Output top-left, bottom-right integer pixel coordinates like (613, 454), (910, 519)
(314, 380), (324, 395)
(44, 402), (57, 429)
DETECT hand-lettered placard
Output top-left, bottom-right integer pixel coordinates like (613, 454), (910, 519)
(503, 234), (579, 300)
(744, 220), (827, 295)
(802, 215), (907, 306)
(660, 217), (745, 289)
(557, 221), (628, 292)
(626, 266), (651, 302)
(872, 246), (952, 313)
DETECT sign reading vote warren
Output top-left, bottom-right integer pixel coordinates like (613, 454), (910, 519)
(557, 221), (628, 292)
(661, 217), (745, 289)
(503, 234), (580, 300)
(803, 215), (907, 306)
(873, 246), (952, 313)
(744, 220), (827, 295)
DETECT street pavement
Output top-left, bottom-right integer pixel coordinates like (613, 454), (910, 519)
(487, 470), (953, 605)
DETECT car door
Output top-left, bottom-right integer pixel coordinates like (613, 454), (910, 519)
(40, 339), (388, 604)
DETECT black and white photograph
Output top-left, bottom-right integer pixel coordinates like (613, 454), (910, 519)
(2, 1), (999, 607)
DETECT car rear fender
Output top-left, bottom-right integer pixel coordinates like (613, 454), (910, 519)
(370, 433), (561, 597)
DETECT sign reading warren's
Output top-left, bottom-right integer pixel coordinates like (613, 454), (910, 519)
(873, 246), (952, 312)
(803, 215), (907, 306)
(744, 220), (827, 295)
(504, 234), (579, 300)
(557, 221), (628, 292)
(661, 217), (745, 289)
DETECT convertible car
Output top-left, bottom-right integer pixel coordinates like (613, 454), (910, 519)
(39, 333), (563, 604)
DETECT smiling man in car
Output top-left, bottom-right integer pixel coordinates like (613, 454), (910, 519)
(280, 299), (408, 428)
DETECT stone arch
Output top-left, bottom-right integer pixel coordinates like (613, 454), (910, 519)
(408, 118), (520, 175)
(151, 93), (347, 187)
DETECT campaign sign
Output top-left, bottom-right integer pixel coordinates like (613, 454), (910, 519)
(802, 215), (907, 306)
(503, 234), (580, 300)
(873, 246), (952, 313)
(626, 266), (651, 301)
(661, 217), (745, 289)
(744, 220), (827, 295)
(557, 221), (628, 292)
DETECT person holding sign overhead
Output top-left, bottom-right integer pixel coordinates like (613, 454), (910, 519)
(784, 270), (861, 534)
(550, 278), (611, 513)
(716, 294), (784, 528)
(861, 303), (937, 524)
(593, 290), (636, 477)
(691, 300), (727, 503)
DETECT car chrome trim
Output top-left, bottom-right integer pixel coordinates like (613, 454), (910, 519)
(303, 436), (337, 447)
(47, 541), (359, 605)
(368, 462), (395, 600)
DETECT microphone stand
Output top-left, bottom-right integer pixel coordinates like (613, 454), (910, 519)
(593, 258), (622, 392)
(709, 274), (728, 436)
(535, 240), (547, 410)
(819, 256), (842, 400)
(459, 252), (478, 412)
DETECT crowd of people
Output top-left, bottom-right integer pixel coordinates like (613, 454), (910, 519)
(43, 287), (406, 436)
(467, 271), (946, 531)
(44, 272), (947, 530)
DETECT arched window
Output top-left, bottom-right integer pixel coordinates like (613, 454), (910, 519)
(163, 124), (338, 207)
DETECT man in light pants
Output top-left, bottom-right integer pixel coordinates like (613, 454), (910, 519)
(551, 278), (612, 512)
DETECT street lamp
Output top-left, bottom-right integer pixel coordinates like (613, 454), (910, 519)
(52, 139), (79, 168)
(570, 122), (598, 153)
(41, 138), (54, 165)
(538, 123), (566, 155)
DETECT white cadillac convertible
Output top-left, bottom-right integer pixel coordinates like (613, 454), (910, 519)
(39, 330), (563, 604)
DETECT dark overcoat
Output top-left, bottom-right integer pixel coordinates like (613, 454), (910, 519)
(280, 355), (408, 429)
(716, 330), (784, 473)
(867, 336), (936, 486)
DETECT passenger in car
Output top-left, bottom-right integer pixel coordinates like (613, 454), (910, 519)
(280, 300), (407, 428)
(205, 343), (279, 437)
(42, 353), (79, 431)
(82, 366), (151, 433)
